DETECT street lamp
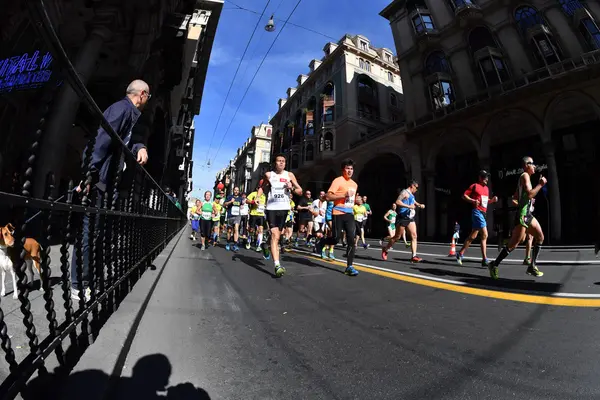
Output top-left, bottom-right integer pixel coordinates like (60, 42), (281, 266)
(265, 14), (276, 32)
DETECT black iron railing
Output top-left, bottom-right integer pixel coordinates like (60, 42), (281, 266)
(0, 1), (186, 397)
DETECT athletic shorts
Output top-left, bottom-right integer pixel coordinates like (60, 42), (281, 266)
(249, 215), (265, 229)
(313, 221), (325, 232)
(325, 213), (332, 222)
(355, 220), (365, 232)
(200, 220), (212, 237)
(299, 215), (312, 224)
(284, 220), (294, 228)
(227, 216), (241, 227)
(472, 209), (487, 229)
(191, 220), (200, 232)
(515, 209), (534, 229)
(212, 220), (220, 229)
(396, 216), (414, 228)
(266, 210), (288, 231)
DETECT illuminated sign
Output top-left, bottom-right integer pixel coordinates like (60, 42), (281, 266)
(0, 50), (53, 93)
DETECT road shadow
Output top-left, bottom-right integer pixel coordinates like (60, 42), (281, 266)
(231, 253), (278, 279)
(411, 266), (563, 294)
(284, 254), (345, 275)
(22, 353), (211, 400)
(595, 282), (600, 286)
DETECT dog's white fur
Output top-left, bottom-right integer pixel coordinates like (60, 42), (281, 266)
(0, 245), (19, 299)
(0, 224), (42, 299)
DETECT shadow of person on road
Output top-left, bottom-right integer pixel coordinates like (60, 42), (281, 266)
(284, 254), (345, 275)
(232, 253), (279, 278)
(22, 354), (211, 400)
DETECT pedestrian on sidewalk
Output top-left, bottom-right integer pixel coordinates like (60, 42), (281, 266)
(71, 80), (150, 302)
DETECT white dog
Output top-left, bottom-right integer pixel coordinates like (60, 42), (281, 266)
(0, 224), (43, 299)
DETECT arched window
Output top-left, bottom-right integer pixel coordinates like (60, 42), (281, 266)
(514, 6), (562, 65)
(424, 51), (455, 110)
(291, 154), (299, 170)
(322, 82), (335, 123)
(357, 75), (380, 120)
(559, 0), (600, 50)
(387, 71), (394, 82)
(306, 144), (314, 162)
(324, 131), (334, 151)
(468, 26), (510, 87)
(447, 0), (476, 11)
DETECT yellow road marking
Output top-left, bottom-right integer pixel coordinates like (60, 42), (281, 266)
(289, 251), (600, 308)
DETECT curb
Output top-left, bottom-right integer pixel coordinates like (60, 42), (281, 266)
(58, 228), (186, 400)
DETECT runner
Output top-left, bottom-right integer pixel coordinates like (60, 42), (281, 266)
(488, 156), (546, 279)
(456, 170), (498, 266)
(353, 196), (368, 249)
(316, 158), (360, 276)
(380, 203), (397, 246)
(362, 195), (373, 238)
(190, 199), (201, 241)
(224, 186), (243, 252)
(246, 185), (267, 252)
(199, 191), (215, 250)
(296, 190), (314, 246)
(283, 192), (296, 246)
(311, 191), (327, 246)
(381, 180), (425, 263)
(261, 154), (303, 277)
(211, 195), (223, 246)
(239, 193), (249, 249)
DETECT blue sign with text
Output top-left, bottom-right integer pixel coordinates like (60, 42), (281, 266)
(0, 50), (53, 93)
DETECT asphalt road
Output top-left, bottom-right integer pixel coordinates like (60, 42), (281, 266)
(97, 231), (600, 400)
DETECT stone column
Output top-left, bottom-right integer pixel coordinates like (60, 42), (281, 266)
(543, 142), (561, 243)
(34, 24), (113, 198)
(424, 170), (436, 238)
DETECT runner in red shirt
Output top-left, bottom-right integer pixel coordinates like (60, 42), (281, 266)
(456, 170), (498, 266)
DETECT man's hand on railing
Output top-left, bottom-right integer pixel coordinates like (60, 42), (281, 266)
(137, 148), (148, 165)
(75, 181), (90, 195)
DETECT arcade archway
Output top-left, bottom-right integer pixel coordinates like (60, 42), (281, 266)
(357, 153), (406, 237)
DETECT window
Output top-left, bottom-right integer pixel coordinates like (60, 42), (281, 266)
(388, 72), (394, 82)
(358, 103), (380, 120)
(359, 58), (365, 69)
(385, 53), (392, 62)
(324, 132), (334, 151)
(261, 151), (270, 163)
(467, 27), (510, 87)
(360, 41), (368, 51)
(306, 144), (314, 161)
(412, 12), (435, 34)
(559, 0), (600, 50)
(515, 6), (562, 65)
(359, 59), (371, 72)
(324, 106), (334, 122)
(447, 0), (475, 11)
(390, 93), (398, 107)
(424, 51), (455, 110)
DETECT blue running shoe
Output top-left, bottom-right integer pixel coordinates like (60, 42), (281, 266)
(344, 266), (359, 276)
(233, 245), (239, 252)
(328, 250), (335, 260)
(321, 248), (327, 259)
(262, 244), (271, 260)
(226, 243), (230, 251)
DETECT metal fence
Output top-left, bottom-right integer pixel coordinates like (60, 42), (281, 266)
(0, 2), (185, 397)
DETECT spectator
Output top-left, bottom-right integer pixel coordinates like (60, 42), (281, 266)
(71, 80), (150, 301)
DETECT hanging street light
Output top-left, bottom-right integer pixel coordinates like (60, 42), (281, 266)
(265, 14), (276, 32)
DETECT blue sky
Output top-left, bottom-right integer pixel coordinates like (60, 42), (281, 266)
(191, 0), (397, 197)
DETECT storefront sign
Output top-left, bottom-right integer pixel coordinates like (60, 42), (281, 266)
(0, 50), (53, 93)
(497, 164), (548, 179)
(435, 187), (451, 195)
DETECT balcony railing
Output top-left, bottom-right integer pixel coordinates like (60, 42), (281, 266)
(0, 3), (186, 398)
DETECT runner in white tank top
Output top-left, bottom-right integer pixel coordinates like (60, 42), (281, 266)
(260, 154), (303, 277)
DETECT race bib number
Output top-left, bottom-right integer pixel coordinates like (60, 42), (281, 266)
(202, 211), (212, 220)
(272, 187), (287, 201)
(481, 195), (489, 208)
(390, 217), (396, 224)
(356, 215), (364, 222)
(257, 204), (265, 213)
(231, 206), (240, 215)
(409, 209), (416, 219)
(344, 195), (355, 207)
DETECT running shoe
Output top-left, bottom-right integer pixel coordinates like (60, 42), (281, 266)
(526, 265), (544, 277)
(256, 245), (262, 252)
(328, 250), (335, 260)
(488, 261), (499, 280)
(410, 256), (422, 263)
(481, 259), (490, 267)
(321, 248), (328, 259)
(594, 242), (599, 258)
(344, 266), (359, 276)
(363, 243), (369, 249)
(275, 265), (286, 277)
(405, 242), (411, 248)
(225, 243), (230, 251)
(456, 253), (463, 266)
(379, 239), (383, 246)
(381, 249), (388, 261)
(523, 257), (531, 265)
(233, 245), (239, 252)
(262, 244), (271, 260)
(246, 242), (251, 250)
(201, 244), (206, 251)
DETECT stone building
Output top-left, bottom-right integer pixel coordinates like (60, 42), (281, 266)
(0, 0), (222, 205)
(229, 123), (273, 194)
(268, 34), (405, 194)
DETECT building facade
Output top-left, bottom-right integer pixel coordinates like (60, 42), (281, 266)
(268, 34), (405, 194)
(0, 0), (222, 205)
(296, 0), (599, 242)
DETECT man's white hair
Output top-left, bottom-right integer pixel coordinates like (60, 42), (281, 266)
(126, 79), (149, 95)
(522, 156), (533, 166)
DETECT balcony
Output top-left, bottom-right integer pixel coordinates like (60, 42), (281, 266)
(453, 2), (482, 27)
(408, 48), (600, 129)
(246, 161), (253, 169)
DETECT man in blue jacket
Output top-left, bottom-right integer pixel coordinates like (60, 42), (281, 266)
(71, 80), (150, 301)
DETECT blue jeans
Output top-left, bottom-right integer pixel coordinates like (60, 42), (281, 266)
(71, 190), (103, 290)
